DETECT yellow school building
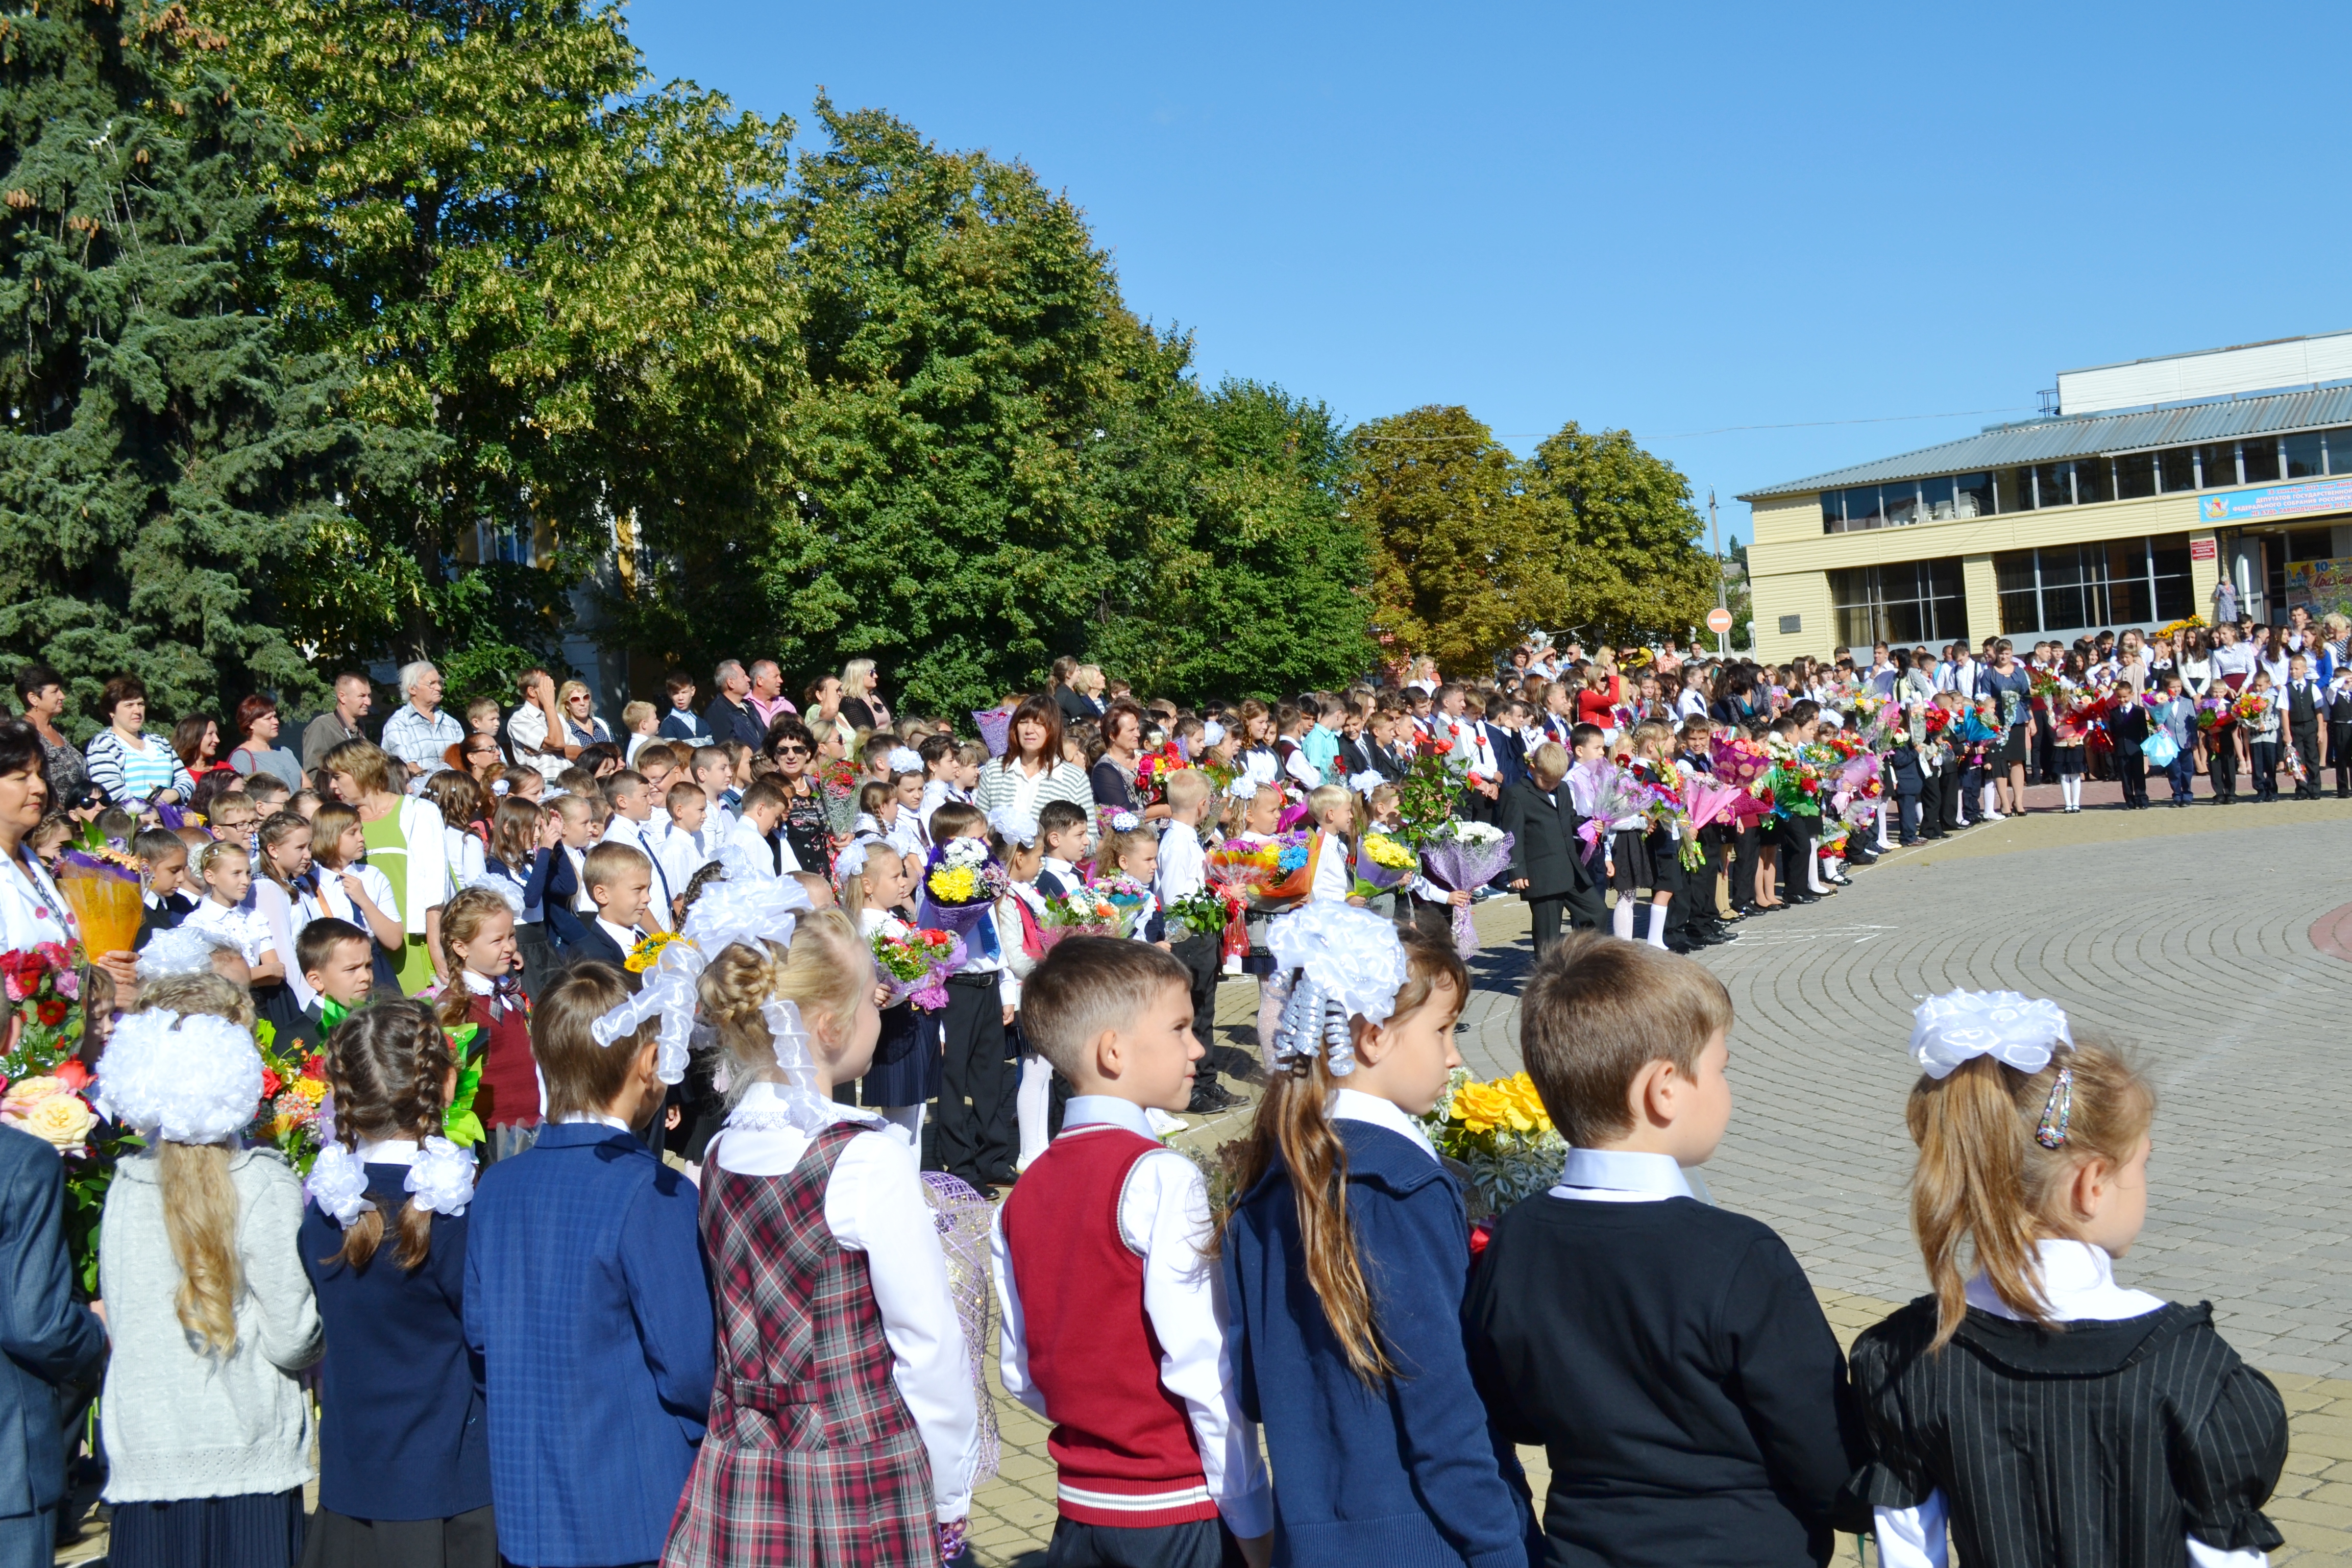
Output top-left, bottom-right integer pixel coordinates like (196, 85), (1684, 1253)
(1739, 332), (2352, 664)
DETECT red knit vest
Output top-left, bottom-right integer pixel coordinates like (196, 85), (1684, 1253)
(998, 1123), (1217, 1528)
(467, 994), (537, 1129)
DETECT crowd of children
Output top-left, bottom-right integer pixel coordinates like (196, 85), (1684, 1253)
(0, 627), (2311, 1568)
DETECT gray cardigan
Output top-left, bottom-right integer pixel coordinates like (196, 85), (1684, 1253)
(98, 1146), (323, 1503)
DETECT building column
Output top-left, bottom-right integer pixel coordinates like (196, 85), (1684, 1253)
(1960, 554), (1998, 646)
(2189, 529), (2221, 621)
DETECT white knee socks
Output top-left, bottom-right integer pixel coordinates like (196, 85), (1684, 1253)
(1643, 901), (1670, 948)
(1015, 1051), (1053, 1168)
(1613, 895), (1638, 941)
(2060, 775), (2081, 810)
(1806, 837), (1829, 892)
(1876, 802), (1894, 850)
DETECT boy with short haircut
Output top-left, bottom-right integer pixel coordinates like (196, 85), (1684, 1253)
(659, 779), (712, 893)
(657, 669), (710, 744)
(724, 775), (796, 876)
(690, 745), (737, 831)
(560, 841), (651, 971)
(992, 938), (1272, 1568)
(242, 774), (292, 814)
(465, 962), (713, 1568)
(599, 770), (673, 929)
(1464, 933), (1859, 1568)
(1034, 799), (1089, 897)
(283, 917), (375, 1055)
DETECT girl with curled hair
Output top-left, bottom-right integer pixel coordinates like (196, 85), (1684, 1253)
(1848, 1012), (2288, 1568)
(666, 908), (981, 1565)
(300, 1000), (495, 1565)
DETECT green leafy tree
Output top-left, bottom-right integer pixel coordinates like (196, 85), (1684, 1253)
(0, 0), (360, 732)
(195, 0), (802, 668)
(623, 100), (1133, 714)
(1523, 421), (1719, 645)
(1353, 405), (1563, 676)
(1091, 373), (1377, 700)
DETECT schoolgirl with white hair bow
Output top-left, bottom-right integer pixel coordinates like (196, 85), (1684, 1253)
(300, 1001), (490, 1566)
(1849, 990), (2287, 1568)
(1217, 905), (1534, 1568)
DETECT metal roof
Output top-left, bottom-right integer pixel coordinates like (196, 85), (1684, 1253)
(1737, 383), (2352, 502)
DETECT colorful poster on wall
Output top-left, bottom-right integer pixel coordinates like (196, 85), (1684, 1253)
(2199, 477), (2352, 525)
(2285, 557), (2352, 608)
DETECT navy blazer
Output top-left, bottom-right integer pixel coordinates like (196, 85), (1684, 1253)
(0, 1125), (104, 1518)
(555, 919), (627, 971)
(1223, 1119), (1536, 1568)
(463, 1122), (713, 1567)
(302, 1165), (491, 1522)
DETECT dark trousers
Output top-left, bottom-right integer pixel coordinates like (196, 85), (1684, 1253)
(1044, 1514), (1245, 1568)
(2250, 739), (2280, 800)
(1169, 934), (1219, 1055)
(2332, 722), (2352, 793)
(1897, 791), (1922, 842)
(2291, 723), (2321, 796)
(1727, 823), (1757, 909)
(1528, 895), (1566, 959)
(2032, 718), (2056, 783)
(2209, 737), (2239, 799)
(935, 976), (1013, 1185)
(1915, 777), (1941, 839)
(2117, 752), (2148, 807)
(2166, 750), (2197, 800)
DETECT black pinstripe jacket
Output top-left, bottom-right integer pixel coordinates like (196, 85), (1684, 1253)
(1850, 1297), (2287, 1567)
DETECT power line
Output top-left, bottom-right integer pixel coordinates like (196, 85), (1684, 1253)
(1353, 405), (2035, 444)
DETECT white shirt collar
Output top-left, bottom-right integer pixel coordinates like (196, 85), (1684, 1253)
(1967, 1238), (2165, 1322)
(729, 1079), (898, 1141)
(1548, 1147), (1696, 1203)
(1060, 1094), (1160, 1141)
(1041, 856), (1077, 881)
(1328, 1088), (1437, 1163)
(461, 969), (494, 996)
(597, 916), (639, 951)
(558, 1111), (633, 1132)
(355, 1137), (420, 1166)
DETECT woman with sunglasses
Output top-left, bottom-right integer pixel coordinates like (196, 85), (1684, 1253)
(762, 718), (835, 874)
(443, 732), (508, 790)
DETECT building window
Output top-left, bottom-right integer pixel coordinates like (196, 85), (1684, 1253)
(1829, 558), (1966, 649)
(1954, 472), (1993, 517)
(2074, 457), (2111, 506)
(2241, 436), (2281, 485)
(1993, 534), (2195, 638)
(2285, 431), (2324, 479)
(2029, 462), (2075, 508)
(2194, 443), (2236, 488)
(1997, 468), (2032, 513)
(2115, 452), (2157, 499)
(2157, 447), (2197, 492)
(2328, 429), (2352, 475)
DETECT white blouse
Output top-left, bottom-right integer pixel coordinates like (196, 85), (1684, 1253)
(709, 1087), (978, 1521)
(0, 848), (71, 952)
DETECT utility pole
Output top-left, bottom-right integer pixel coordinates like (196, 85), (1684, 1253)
(1708, 488), (1730, 655)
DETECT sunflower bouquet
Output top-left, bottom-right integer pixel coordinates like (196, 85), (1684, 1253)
(1418, 1068), (1566, 1208)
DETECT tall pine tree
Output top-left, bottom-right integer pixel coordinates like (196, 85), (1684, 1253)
(0, 0), (356, 731)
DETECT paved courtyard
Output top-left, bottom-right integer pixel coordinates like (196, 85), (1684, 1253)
(966, 798), (2352, 1565)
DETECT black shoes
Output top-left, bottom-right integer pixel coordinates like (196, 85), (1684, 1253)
(1186, 1081), (1243, 1115)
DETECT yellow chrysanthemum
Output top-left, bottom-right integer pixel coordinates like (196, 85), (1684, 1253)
(1362, 834), (1416, 870)
(929, 866), (979, 903)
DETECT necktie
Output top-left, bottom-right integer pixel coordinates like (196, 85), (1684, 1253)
(320, 996), (353, 1034)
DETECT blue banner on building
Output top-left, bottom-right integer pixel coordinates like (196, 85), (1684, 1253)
(2198, 476), (2352, 524)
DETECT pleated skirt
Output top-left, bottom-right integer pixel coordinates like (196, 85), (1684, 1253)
(107, 1488), (305, 1568)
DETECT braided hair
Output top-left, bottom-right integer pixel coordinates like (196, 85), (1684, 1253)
(318, 1000), (454, 1272)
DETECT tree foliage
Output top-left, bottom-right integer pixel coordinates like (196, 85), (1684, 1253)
(0, 0), (360, 732)
(196, 0), (803, 668)
(1524, 421), (1719, 646)
(1354, 406), (1563, 677)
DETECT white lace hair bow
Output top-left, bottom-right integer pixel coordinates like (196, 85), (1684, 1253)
(1263, 903), (1410, 1077)
(1908, 990), (2073, 1080)
(1200, 720), (1226, 747)
(304, 1137), (477, 1228)
(96, 1009), (263, 1144)
(1224, 776), (1259, 802)
(988, 807), (1038, 847)
(590, 871), (814, 1083)
(1346, 769), (1383, 794)
(135, 925), (231, 982)
(731, 997), (851, 1135)
(834, 837), (876, 885)
(886, 746), (923, 776)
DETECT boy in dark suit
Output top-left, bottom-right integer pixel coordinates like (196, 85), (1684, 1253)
(1501, 739), (1608, 957)
(555, 841), (650, 979)
(1467, 935), (1861, 1568)
(2328, 668), (2352, 799)
(279, 918), (379, 1060)
(2286, 654), (2324, 800)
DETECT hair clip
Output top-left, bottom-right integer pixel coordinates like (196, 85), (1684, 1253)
(2035, 1065), (2074, 1149)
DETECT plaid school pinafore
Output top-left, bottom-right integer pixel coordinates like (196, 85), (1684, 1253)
(663, 1122), (936, 1567)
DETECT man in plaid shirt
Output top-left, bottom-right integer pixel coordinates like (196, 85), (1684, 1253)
(379, 661), (465, 778)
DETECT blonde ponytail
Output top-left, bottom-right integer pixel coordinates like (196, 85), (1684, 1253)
(1907, 1041), (2153, 1349)
(158, 1142), (241, 1356)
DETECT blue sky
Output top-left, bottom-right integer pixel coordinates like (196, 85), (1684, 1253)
(627, 1), (2352, 549)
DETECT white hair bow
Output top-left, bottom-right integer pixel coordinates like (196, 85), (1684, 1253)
(1108, 810), (1140, 833)
(1201, 720), (1227, 747)
(1908, 990), (2072, 1080)
(1346, 770), (1383, 794)
(1225, 776), (1259, 801)
(590, 871), (814, 1083)
(987, 807), (1039, 847)
(886, 746), (923, 776)
(1263, 903), (1410, 1077)
(96, 1010), (263, 1143)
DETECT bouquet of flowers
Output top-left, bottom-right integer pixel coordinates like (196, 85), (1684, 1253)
(1205, 839), (1280, 962)
(1418, 820), (1514, 960)
(1680, 774), (1749, 836)
(1393, 738), (1469, 847)
(625, 931), (690, 974)
(2231, 690), (2271, 727)
(1252, 829), (1321, 906)
(918, 838), (1010, 936)
(55, 831), (143, 959)
(1132, 747), (1186, 808)
(252, 1020), (332, 1174)
(971, 707), (1014, 758)
(1164, 888), (1232, 943)
(817, 758), (862, 838)
(1418, 1068), (1566, 1209)
(1353, 832), (1417, 899)
(1765, 739), (1823, 819)
(2194, 695), (2235, 733)
(872, 927), (965, 1012)
(1089, 872), (1155, 933)
(1037, 889), (1132, 948)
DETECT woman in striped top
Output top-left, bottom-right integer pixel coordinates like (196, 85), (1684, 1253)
(82, 675), (194, 808)
(972, 694), (1095, 827)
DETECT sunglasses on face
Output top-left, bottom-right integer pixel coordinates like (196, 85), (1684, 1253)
(773, 744), (809, 758)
